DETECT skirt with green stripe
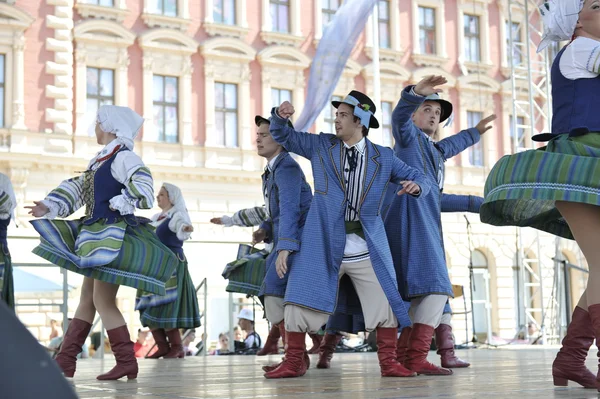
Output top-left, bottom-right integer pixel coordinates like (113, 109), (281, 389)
(0, 243), (14, 310)
(136, 256), (201, 329)
(481, 133), (600, 239)
(30, 219), (178, 295)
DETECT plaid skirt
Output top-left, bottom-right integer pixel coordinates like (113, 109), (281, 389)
(222, 245), (268, 297)
(30, 218), (178, 295)
(481, 133), (600, 239)
(136, 255), (201, 329)
(0, 243), (14, 310)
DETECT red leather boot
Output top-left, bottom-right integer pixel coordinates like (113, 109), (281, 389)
(376, 327), (416, 377)
(435, 324), (470, 368)
(552, 306), (597, 388)
(96, 325), (138, 380)
(263, 322), (310, 373)
(164, 329), (184, 358)
(55, 318), (92, 378)
(316, 333), (342, 369)
(257, 324), (281, 356)
(396, 327), (411, 364)
(264, 331), (308, 379)
(307, 333), (323, 354)
(146, 328), (170, 359)
(405, 323), (452, 375)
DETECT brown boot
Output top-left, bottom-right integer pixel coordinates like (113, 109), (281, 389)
(553, 306), (598, 389)
(316, 333), (341, 369)
(307, 333), (323, 354)
(96, 325), (138, 380)
(55, 318), (92, 378)
(257, 324), (281, 356)
(376, 327), (416, 377)
(435, 324), (470, 368)
(396, 327), (411, 364)
(164, 329), (184, 358)
(264, 331), (307, 379)
(405, 323), (452, 375)
(146, 328), (170, 359)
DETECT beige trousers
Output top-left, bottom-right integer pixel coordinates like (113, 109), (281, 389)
(285, 258), (398, 333)
(264, 296), (285, 325)
(408, 294), (448, 328)
(439, 312), (452, 326)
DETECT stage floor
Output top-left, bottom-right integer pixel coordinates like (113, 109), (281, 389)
(72, 347), (599, 399)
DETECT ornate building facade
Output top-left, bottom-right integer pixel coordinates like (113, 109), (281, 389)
(0, 0), (585, 344)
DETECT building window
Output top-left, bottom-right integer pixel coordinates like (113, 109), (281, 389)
(270, 0), (290, 33)
(213, 0), (235, 25)
(418, 6), (436, 55)
(322, 0), (340, 26)
(86, 67), (114, 135)
(464, 14), (481, 62)
(377, 0), (390, 49)
(83, 0), (115, 5)
(506, 21), (522, 66)
(324, 95), (342, 134)
(152, 75), (179, 143)
(271, 88), (291, 108)
(148, 0), (177, 17)
(510, 115), (526, 152)
(215, 82), (238, 147)
(467, 111), (484, 166)
(381, 101), (393, 147)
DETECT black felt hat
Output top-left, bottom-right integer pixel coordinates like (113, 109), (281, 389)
(331, 90), (379, 129)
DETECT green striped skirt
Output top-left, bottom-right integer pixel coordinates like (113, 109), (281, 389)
(30, 219), (178, 295)
(481, 133), (600, 239)
(136, 256), (201, 329)
(0, 243), (14, 310)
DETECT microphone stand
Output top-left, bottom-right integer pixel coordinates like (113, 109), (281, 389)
(465, 215), (478, 344)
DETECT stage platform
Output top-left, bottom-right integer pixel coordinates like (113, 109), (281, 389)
(72, 347), (599, 399)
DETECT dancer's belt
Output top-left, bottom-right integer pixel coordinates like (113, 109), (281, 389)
(344, 221), (365, 240)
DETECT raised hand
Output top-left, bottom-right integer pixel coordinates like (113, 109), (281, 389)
(397, 181), (421, 196)
(25, 201), (49, 217)
(475, 114), (497, 135)
(252, 228), (267, 245)
(414, 75), (448, 97)
(277, 101), (295, 119)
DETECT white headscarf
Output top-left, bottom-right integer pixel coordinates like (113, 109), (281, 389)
(537, 0), (585, 52)
(96, 105), (144, 150)
(0, 172), (17, 221)
(162, 183), (192, 224)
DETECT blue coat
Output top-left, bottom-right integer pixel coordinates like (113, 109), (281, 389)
(384, 86), (481, 299)
(269, 110), (434, 329)
(331, 193), (483, 334)
(258, 151), (313, 298)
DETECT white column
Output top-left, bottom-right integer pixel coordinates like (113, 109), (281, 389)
(11, 39), (26, 130)
(204, 0), (214, 23)
(239, 0), (248, 28)
(181, 67), (193, 145)
(142, 56), (157, 142)
(292, 70), (304, 125)
(240, 66), (252, 149)
(291, 0), (301, 36)
(262, 75), (272, 115)
(204, 66), (216, 146)
(74, 50), (87, 135)
(261, 0), (270, 31)
(115, 48), (129, 107)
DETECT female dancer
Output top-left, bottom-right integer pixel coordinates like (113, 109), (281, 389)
(481, 0), (600, 390)
(0, 173), (16, 309)
(136, 182), (200, 359)
(26, 105), (177, 380)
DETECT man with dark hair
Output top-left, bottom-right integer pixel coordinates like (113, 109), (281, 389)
(263, 90), (433, 379)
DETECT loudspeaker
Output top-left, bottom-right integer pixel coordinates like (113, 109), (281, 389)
(0, 301), (78, 399)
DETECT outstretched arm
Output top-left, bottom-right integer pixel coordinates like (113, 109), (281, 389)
(441, 194), (483, 213)
(269, 102), (320, 160)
